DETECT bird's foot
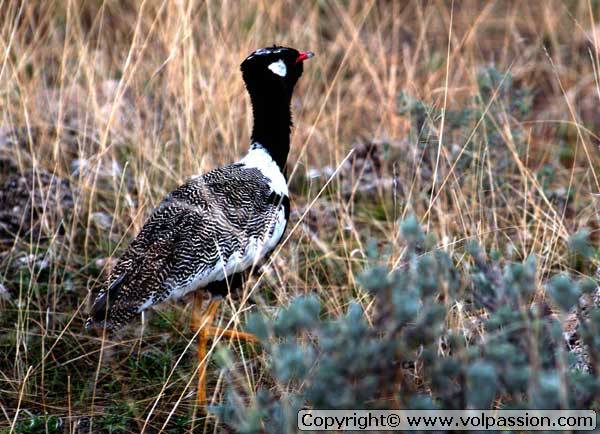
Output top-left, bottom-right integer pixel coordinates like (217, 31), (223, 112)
(194, 298), (258, 406)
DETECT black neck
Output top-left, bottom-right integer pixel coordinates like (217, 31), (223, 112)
(249, 88), (292, 170)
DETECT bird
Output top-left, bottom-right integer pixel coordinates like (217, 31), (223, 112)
(85, 45), (313, 404)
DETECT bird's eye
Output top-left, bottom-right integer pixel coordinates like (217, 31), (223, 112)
(267, 59), (287, 77)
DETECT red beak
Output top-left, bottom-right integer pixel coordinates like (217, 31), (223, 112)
(295, 51), (315, 63)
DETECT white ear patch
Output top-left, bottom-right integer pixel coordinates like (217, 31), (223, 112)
(267, 59), (287, 77)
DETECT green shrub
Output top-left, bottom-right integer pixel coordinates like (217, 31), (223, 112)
(212, 217), (599, 433)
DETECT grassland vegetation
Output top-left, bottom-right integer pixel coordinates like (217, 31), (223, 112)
(1, 1), (599, 432)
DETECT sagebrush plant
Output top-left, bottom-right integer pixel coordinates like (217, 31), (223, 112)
(213, 217), (599, 433)
(398, 65), (533, 179)
(1, 1), (600, 433)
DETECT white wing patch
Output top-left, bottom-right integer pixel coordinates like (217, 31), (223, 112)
(268, 59), (287, 77)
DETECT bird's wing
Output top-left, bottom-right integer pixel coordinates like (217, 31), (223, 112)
(86, 164), (287, 331)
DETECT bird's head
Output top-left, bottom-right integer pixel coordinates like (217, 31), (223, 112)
(241, 45), (314, 96)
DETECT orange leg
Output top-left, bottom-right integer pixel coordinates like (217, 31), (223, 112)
(192, 295), (257, 405)
(193, 296), (217, 405)
(206, 326), (258, 342)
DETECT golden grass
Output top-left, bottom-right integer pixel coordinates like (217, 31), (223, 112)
(0, 0), (599, 432)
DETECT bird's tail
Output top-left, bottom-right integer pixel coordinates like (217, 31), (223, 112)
(85, 273), (126, 331)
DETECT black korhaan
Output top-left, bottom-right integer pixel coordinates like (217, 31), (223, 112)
(87, 46), (313, 331)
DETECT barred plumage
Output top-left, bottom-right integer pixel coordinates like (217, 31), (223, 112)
(86, 45), (311, 331)
(87, 150), (289, 330)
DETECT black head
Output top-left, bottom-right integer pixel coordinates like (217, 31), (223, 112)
(241, 45), (313, 96)
(240, 45), (314, 169)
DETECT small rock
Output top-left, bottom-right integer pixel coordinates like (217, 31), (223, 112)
(307, 165), (334, 180)
(71, 157), (122, 179)
(91, 212), (113, 230)
(332, 140), (396, 195)
(0, 283), (10, 301)
(94, 257), (118, 275)
(0, 170), (73, 242)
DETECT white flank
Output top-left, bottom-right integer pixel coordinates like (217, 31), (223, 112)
(155, 144), (289, 304)
(265, 205), (287, 253)
(267, 59), (287, 77)
(240, 144), (288, 195)
(167, 206), (287, 300)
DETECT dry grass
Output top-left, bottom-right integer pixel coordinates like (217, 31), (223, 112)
(0, 0), (599, 432)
